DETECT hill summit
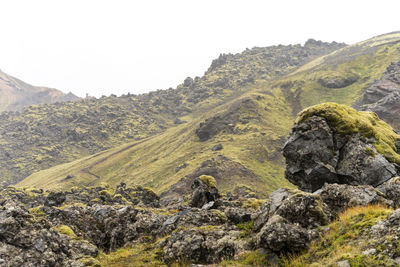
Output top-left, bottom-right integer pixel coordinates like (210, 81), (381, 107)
(0, 69), (79, 112)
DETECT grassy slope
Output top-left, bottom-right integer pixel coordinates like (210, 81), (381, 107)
(1, 41), (339, 186)
(18, 91), (294, 195)
(18, 33), (400, 196)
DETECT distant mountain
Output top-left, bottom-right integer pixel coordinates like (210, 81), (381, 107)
(0, 69), (79, 112)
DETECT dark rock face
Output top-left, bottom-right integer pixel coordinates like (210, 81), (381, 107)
(377, 178), (400, 208)
(190, 177), (220, 208)
(366, 91), (400, 131)
(356, 61), (400, 130)
(283, 116), (398, 192)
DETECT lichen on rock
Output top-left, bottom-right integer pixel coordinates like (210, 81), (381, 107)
(284, 102), (400, 192)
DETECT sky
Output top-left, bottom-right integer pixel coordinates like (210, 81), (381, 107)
(0, 0), (399, 98)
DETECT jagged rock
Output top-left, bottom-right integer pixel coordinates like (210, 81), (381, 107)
(190, 177), (220, 208)
(283, 103), (400, 192)
(366, 91), (400, 131)
(224, 207), (252, 224)
(252, 188), (329, 254)
(335, 135), (397, 186)
(283, 116), (339, 192)
(315, 183), (389, 216)
(0, 198), (95, 266)
(377, 177), (400, 208)
(274, 191), (330, 228)
(255, 215), (312, 253)
(357, 61), (400, 106)
(162, 225), (244, 264)
(356, 61), (400, 130)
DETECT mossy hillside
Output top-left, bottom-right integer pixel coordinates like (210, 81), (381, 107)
(18, 92), (295, 196)
(0, 41), (339, 186)
(281, 205), (394, 267)
(296, 102), (400, 164)
(16, 33), (400, 197)
(274, 36), (400, 113)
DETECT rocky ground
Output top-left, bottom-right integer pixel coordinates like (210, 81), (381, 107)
(3, 103), (400, 266)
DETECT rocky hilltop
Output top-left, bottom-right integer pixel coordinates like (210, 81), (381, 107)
(0, 69), (79, 112)
(4, 103), (400, 266)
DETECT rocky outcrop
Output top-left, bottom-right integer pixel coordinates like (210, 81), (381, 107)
(318, 74), (359, 88)
(356, 61), (400, 130)
(253, 188), (329, 253)
(195, 97), (257, 141)
(6, 172), (400, 265)
(190, 176), (220, 208)
(283, 103), (400, 192)
(0, 198), (97, 267)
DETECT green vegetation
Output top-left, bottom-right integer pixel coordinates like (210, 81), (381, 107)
(281, 205), (393, 266)
(237, 221), (254, 238)
(17, 33), (400, 197)
(219, 250), (272, 266)
(297, 102), (400, 164)
(54, 225), (79, 240)
(1, 40), (339, 186)
(199, 175), (217, 188)
(97, 243), (165, 267)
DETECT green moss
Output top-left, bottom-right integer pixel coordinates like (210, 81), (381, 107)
(97, 243), (164, 266)
(237, 221), (254, 238)
(282, 205), (393, 266)
(220, 250), (271, 266)
(210, 209), (227, 222)
(241, 198), (265, 210)
(365, 147), (377, 157)
(199, 175), (217, 188)
(79, 257), (101, 267)
(54, 225), (79, 240)
(99, 189), (113, 197)
(29, 206), (45, 217)
(296, 103), (400, 164)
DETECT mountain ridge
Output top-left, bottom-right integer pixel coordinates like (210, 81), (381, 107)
(16, 33), (400, 200)
(0, 68), (80, 112)
(0, 39), (343, 186)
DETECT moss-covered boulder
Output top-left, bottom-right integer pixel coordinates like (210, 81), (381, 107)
(284, 103), (400, 192)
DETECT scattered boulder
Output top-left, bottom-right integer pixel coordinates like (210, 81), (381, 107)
(318, 74), (359, 88)
(212, 143), (223, 151)
(256, 215), (312, 253)
(190, 176), (220, 208)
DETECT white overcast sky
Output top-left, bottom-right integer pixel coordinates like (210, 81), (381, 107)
(0, 0), (399, 97)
